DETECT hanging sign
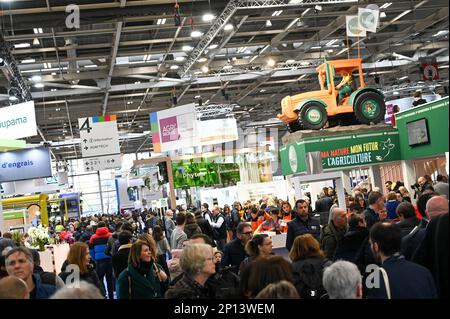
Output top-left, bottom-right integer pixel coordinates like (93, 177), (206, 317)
(78, 115), (121, 171)
(0, 147), (52, 182)
(421, 64), (439, 81)
(0, 101), (37, 139)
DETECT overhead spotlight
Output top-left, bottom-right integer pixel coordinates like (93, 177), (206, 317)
(209, 44), (219, 50)
(224, 23), (234, 31)
(266, 20), (272, 27)
(0, 57), (4, 66)
(31, 75), (42, 82)
(170, 65), (179, 70)
(191, 30), (203, 38)
(314, 5), (323, 12)
(198, 57), (208, 63)
(201, 65), (209, 73)
(33, 38), (40, 45)
(203, 13), (215, 22)
(182, 45), (193, 52)
(267, 58), (276, 67)
(34, 83), (44, 88)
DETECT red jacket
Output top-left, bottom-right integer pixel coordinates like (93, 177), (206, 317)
(89, 227), (112, 244)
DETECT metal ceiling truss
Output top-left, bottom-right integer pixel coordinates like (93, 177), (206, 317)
(178, 0), (358, 77)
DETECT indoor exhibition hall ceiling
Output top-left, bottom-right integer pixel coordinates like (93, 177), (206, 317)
(0, 0), (448, 161)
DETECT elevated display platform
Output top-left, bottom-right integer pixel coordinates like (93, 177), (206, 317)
(280, 123), (400, 176)
(282, 123), (395, 145)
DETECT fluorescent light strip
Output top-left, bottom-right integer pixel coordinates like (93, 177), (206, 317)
(326, 39), (338, 46)
(272, 10), (283, 17)
(380, 2), (392, 9)
(390, 10), (411, 23)
(286, 18), (300, 30)
(260, 45), (270, 54)
(301, 8), (310, 16)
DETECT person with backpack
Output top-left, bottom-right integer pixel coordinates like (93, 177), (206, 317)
(289, 234), (332, 299)
(229, 202), (243, 239)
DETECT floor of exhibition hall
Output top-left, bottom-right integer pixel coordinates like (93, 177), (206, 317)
(0, 0), (448, 311)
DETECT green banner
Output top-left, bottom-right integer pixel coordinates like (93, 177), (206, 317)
(3, 210), (26, 220)
(172, 160), (240, 188)
(280, 130), (401, 175)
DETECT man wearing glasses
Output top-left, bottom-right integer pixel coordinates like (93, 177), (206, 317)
(220, 223), (253, 274)
(286, 199), (321, 251)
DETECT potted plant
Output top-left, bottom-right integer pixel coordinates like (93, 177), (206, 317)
(28, 225), (53, 251)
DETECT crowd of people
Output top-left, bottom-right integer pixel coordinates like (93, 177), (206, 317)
(0, 173), (447, 300)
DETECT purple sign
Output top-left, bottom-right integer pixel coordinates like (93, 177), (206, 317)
(160, 116), (179, 143)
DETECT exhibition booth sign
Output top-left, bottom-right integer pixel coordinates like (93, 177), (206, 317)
(0, 101), (37, 140)
(172, 160), (240, 188)
(0, 147), (52, 183)
(280, 130), (401, 175)
(396, 97), (449, 161)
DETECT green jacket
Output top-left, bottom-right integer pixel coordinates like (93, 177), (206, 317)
(117, 263), (169, 299)
(320, 222), (347, 260)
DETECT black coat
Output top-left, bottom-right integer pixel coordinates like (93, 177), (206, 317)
(397, 217), (420, 237)
(196, 216), (214, 240)
(165, 274), (216, 299)
(220, 238), (247, 272)
(285, 216), (320, 251)
(59, 264), (105, 296)
(334, 227), (369, 262)
(413, 213), (449, 298)
(112, 244), (131, 279)
(366, 255), (437, 299)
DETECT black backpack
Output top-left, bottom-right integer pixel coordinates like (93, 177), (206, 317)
(294, 258), (330, 299)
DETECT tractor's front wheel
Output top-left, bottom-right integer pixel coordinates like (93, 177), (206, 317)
(354, 92), (386, 124)
(298, 102), (328, 130)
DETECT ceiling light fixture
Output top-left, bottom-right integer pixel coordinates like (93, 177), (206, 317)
(198, 57), (208, 63)
(224, 23), (234, 31)
(380, 2), (393, 9)
(21, 58), (36, 64)
(266, 20), (272, 27)
(31, 75), (42, 82)
(14, 43), (31, 49)
(203, 13), (215, 22)
(272, 10), (283, 17)
(191, 30), (203, 38)
(208, 44), (219, 50)
(267, 58), (276, 67)
(201, 65), (209, 73)
(34, 83), (44, 88)
(170, 65), (179, 70)
(175, 56), (185, 62)
(182, 45), (193, 51)
(33, 38), (40, 45)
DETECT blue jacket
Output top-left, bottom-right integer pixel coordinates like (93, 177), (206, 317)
(32, 273), (57, 299)
(286, 215), (320, 251)
(89, 227), (112, 261)
(367, 254), (437, 299)
(385, 200), (401, 220)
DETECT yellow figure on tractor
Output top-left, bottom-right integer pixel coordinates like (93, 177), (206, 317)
(278, 58), (386, 131)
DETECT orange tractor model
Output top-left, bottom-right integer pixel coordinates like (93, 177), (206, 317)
(278, 58), (386, 131)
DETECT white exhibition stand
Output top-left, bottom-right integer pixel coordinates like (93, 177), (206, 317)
(38, 243), (70, 273)
(260, 231), (287, 249)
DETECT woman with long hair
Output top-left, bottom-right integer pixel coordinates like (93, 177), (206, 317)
(117, 241), (169, 299)
(59, 242), (104, 297)
(152, 225), (171, 260)
(281, 201), (293, 221)
(289, 234), (331, 299)
(239, 234), (273, 274)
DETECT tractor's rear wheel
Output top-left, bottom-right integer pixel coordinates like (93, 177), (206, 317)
(354, 92), (386, 124)
(298, 102), (328, 130)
